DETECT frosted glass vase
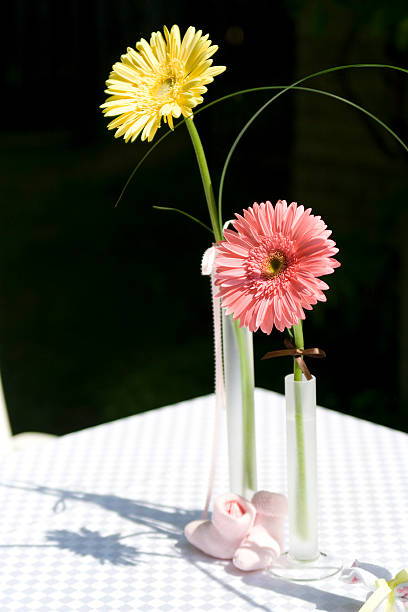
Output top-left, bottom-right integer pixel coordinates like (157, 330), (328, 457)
(286, 374), (318, 561)
(222, 313), (257, 499)
(271, 374), (342, 581)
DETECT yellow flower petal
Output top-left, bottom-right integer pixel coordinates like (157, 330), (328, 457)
(150, 31), (167, 64)
(135, 38), (161, 70)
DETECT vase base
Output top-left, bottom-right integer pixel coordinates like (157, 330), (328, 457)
(269, 552), (343, 582)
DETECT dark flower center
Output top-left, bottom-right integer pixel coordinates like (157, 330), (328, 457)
(262, 251), (286, 278)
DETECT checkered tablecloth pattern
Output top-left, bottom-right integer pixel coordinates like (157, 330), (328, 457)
(0, 388), (406, 611)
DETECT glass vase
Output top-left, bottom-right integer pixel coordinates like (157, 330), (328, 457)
(222, 313), (257, 499)
(271, 374), (342, 581)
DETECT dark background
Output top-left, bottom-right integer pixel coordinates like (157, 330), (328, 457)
(1, 0), (407, 435)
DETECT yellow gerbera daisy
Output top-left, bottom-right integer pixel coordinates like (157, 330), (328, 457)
(101, 25), (226, 143)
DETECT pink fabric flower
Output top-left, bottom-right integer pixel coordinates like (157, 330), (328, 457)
(184, 490), (288, 570)
(215, 200), (340, 333)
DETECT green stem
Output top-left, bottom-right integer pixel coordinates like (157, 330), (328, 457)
(233, 319), (256, 493)
(292, 320), (308, 541)
(293, 321), (304, 382)
(185, 117), (223, 242)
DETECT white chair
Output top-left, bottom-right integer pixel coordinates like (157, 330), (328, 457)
(0, 376), (56, 452)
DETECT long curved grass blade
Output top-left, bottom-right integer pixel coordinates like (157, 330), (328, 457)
(217, 66), (408, 228)
(114, 64), (407, 208)
(153, 205), (213, 233)
(198, 63), (408, 118)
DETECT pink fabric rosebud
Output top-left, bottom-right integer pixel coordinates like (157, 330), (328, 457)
(185, 493), (256, 559)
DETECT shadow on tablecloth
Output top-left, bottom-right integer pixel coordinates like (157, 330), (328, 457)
(0, 482), (382, 610)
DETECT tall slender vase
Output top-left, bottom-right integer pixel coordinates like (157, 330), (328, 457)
(271, 374), (342, 581)
(223, 313), (257, 499)
(286, 374), (318, 561)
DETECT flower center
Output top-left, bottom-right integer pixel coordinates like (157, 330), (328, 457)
(153, 77), (175, 98)
(262, 251), (287, 278)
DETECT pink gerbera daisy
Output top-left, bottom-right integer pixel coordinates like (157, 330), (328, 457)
(215, 200), (340, 333)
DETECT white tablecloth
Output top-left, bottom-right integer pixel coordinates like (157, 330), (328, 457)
(0, 388), (406, 611)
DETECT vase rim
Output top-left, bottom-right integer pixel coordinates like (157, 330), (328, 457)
(285, 373), (316, 384)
